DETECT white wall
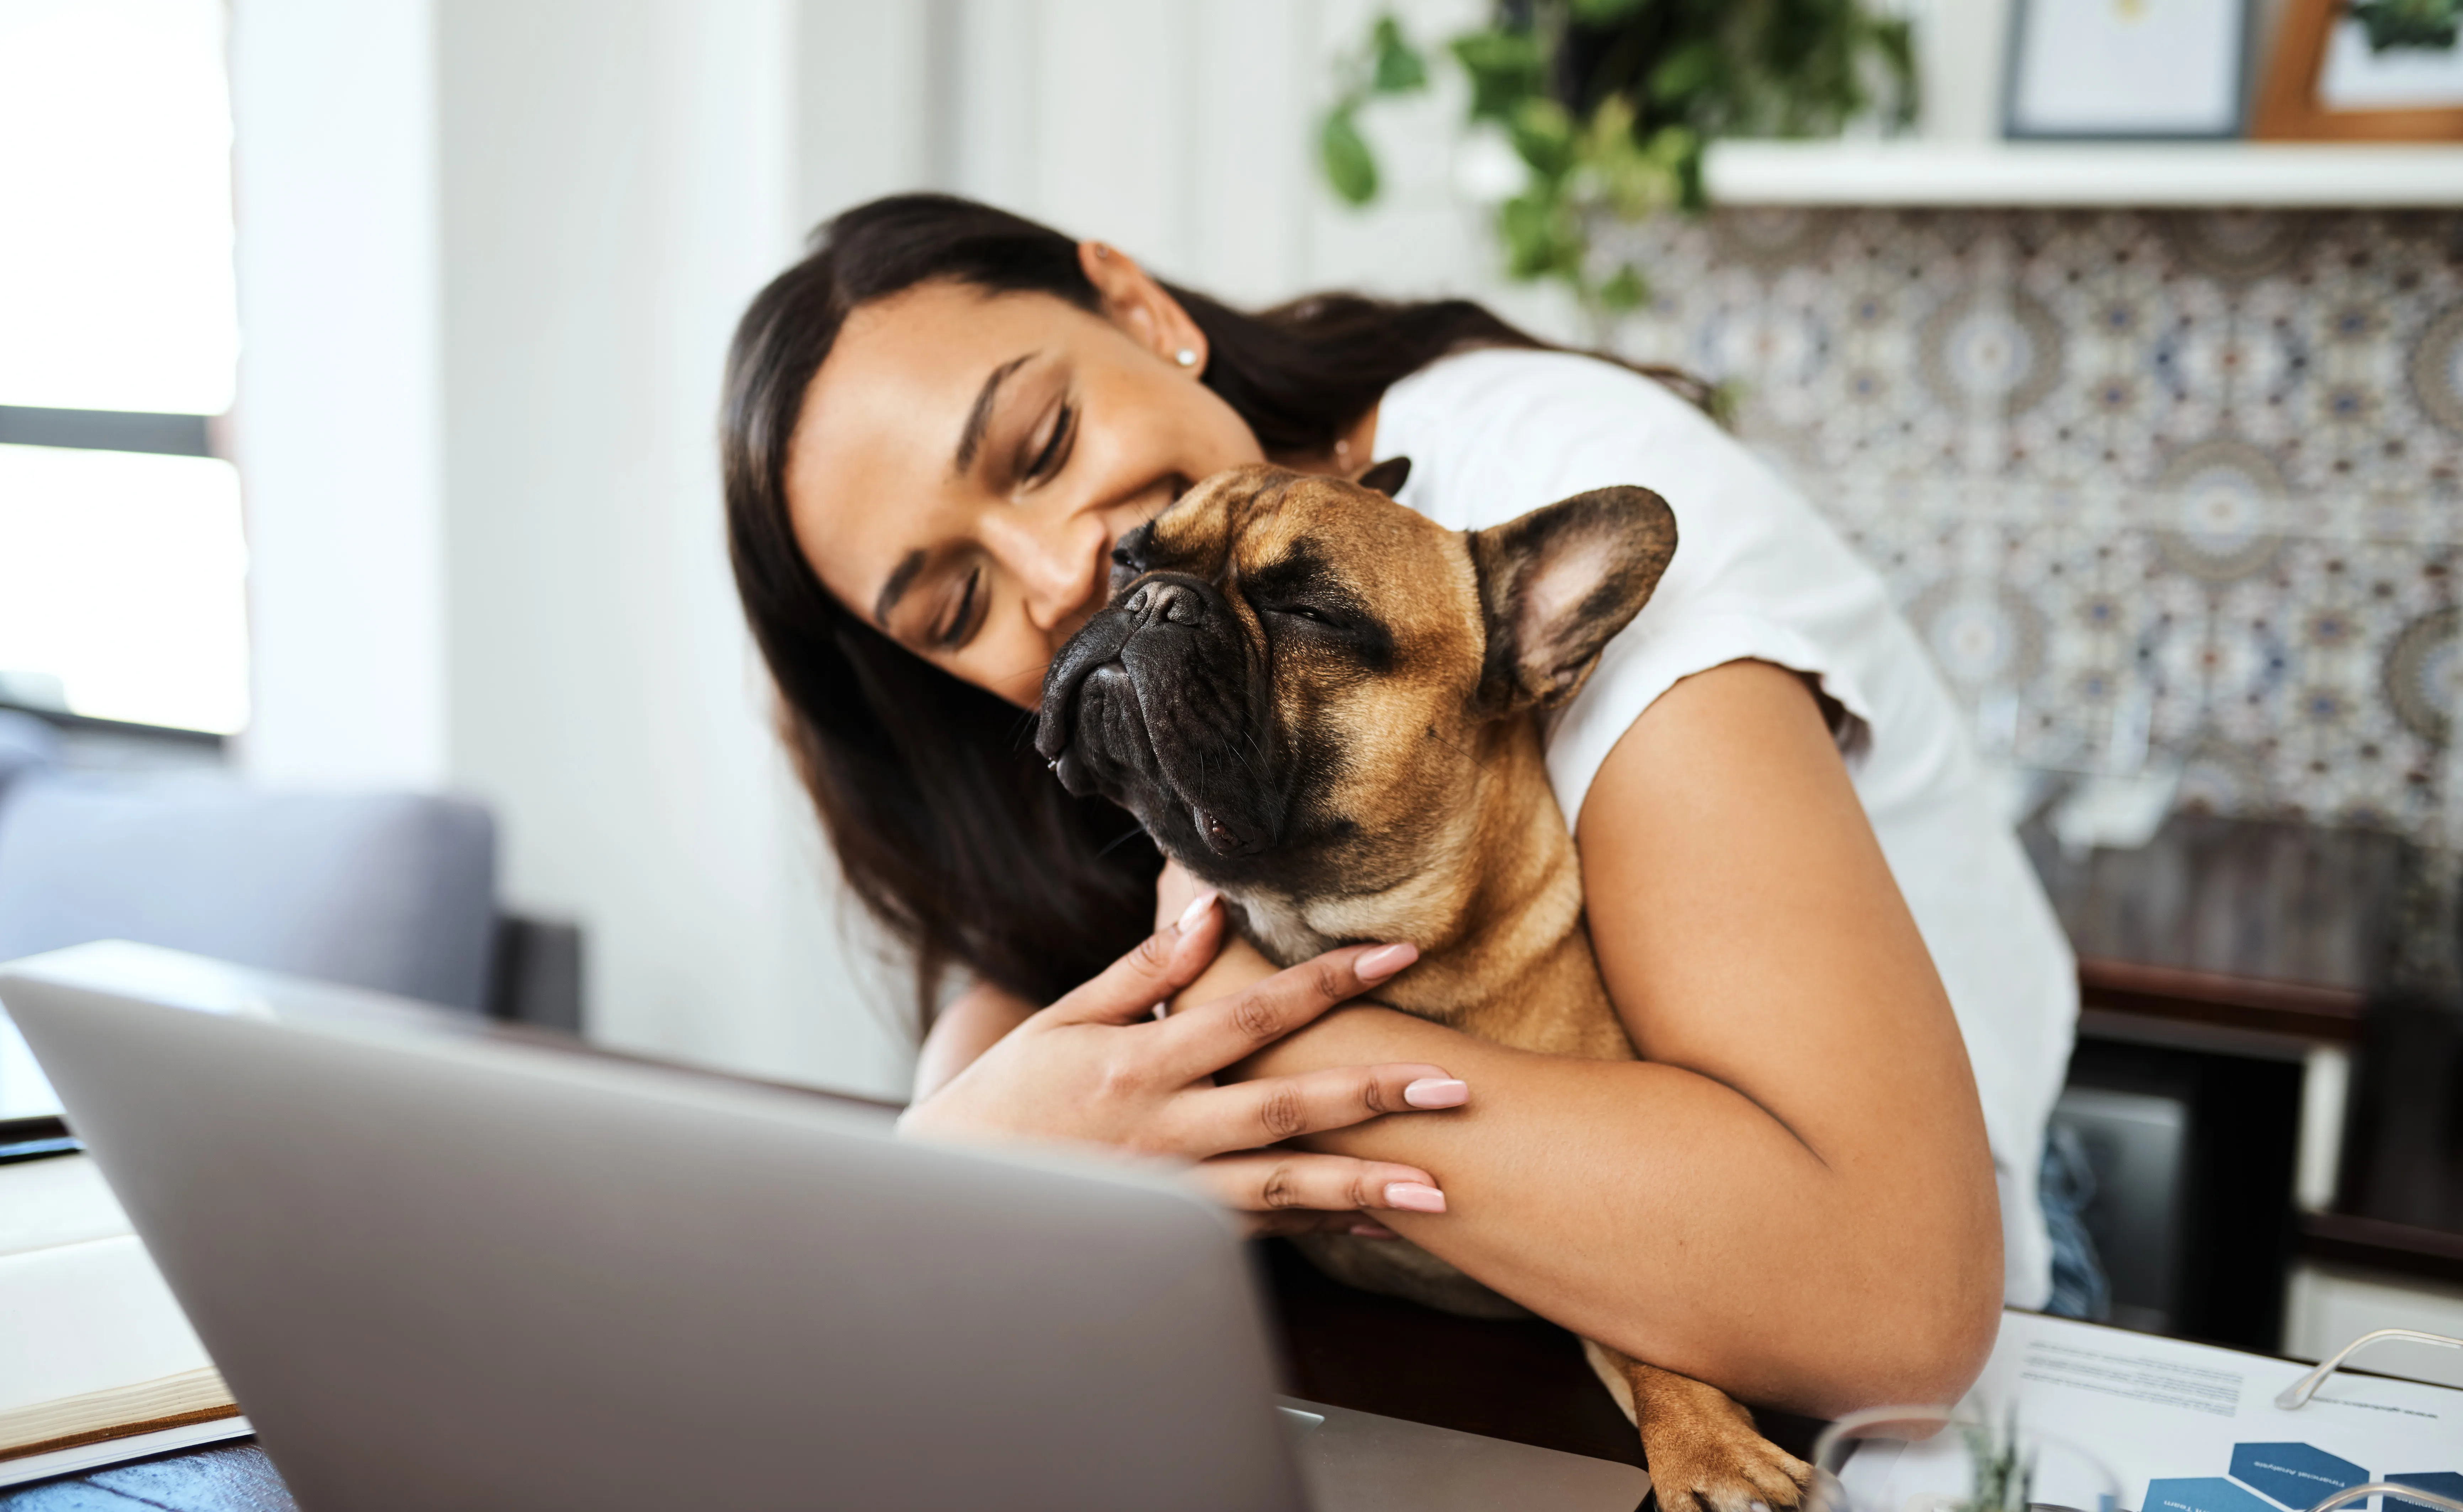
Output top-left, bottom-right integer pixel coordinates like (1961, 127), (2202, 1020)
(434, 0), (910, 1099)
(941, 0), (1564, 330)
(228, 0), (448, 789)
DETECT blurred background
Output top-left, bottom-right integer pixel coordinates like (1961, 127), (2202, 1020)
(2, 0), (2461, 1368)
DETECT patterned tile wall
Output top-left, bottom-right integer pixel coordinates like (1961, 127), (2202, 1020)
(1600, 208), (2463, 849)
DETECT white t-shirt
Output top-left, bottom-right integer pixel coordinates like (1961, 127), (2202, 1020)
(1376, 347), (2078, 1309)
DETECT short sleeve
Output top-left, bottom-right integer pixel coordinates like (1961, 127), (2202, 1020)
(1376, 348), (1893, 830)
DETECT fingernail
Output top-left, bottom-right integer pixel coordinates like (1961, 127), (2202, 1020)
(1383, 1182), (1446, 1214)
(1403, 1077), (1468, 1109)
(1355, 942), (1417, 982)
(1349, 1222), (1399, 1239)
(1176, 888), (1219, 933)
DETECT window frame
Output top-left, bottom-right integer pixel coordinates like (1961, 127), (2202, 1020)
(0, 405), (231, 751)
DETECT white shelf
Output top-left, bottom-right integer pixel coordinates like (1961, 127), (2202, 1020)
(1701, 140), (2463, 208)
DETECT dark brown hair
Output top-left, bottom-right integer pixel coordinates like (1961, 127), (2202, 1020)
(723, 193), (1701, 1023)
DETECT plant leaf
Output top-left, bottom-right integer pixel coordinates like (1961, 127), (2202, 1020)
(1648, 38), (1723, 107)
(1450, 27), (1547, 122)
(1597, 262), (1649, 312)
(1369, 14), (1430, 94)
(1509, 96), (1578, 180)
(1320, 107), (1379, 205)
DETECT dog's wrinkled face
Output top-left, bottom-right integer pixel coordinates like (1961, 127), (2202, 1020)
(1034, 463), (1675, 901)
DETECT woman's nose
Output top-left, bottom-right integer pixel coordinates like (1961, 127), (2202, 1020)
(981, 504), (1110, 634)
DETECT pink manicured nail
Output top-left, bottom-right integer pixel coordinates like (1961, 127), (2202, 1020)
(1383, 1182), (1446, 1214)
(1403, 1078), (1468, 1109)
(1350, 1222), (1399, 1239)
(1355, 942), (1418, 982)
(1176, 888), (1219, 933)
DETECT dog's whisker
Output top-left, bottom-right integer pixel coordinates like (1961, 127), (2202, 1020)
(1092, 824), (1151, 860)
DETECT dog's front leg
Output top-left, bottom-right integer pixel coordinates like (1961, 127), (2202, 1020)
(1580, 1338), (1812, 1512)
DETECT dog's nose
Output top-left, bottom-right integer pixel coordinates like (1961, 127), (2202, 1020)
(1124, 578), (1206, 628)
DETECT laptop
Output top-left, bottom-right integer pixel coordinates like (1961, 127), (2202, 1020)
(1, 941), (1648, 1511)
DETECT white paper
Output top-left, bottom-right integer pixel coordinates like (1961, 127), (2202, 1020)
(1842, 1313), (2463, 1512)
(2318, 20), (2463, 111)
(0, 1154), (132, 1261)
(2011, 0), (2245, 135)
(0, 1415), (253, 1489)
(0, 1006), (63, 1124)
(0, 1235), (216, 1416)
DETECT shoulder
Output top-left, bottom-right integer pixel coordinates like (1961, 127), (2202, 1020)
(1375, 346), (1772, 536)
(1379, 345), (1713, 452)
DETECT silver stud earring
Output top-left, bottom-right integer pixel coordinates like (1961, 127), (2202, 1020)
(1175, 348), (1198, 368)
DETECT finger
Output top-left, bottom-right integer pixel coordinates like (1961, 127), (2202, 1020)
(1152, 940), (1418, 1080)
(1151, 857), (1202, 933)
(1041, 889), (1225, 1027)
(1239, 1209), (1389, 1240)
(1187, 1151), (1447, 1219)
(1172, 1063), (1465, 1156)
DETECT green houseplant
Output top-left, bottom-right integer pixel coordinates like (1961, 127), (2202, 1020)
(1322, 0), (1917, 319)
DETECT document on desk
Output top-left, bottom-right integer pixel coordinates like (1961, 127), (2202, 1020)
(1841, 1311), (2463, 1512)
(0, 1158), (251, 1487)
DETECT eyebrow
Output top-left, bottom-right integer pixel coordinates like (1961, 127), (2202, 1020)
(952, 353), (1034, 478)
(873, 548), (927, 629)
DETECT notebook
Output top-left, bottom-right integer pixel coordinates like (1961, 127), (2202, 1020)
(0, 1152), (251, 1487)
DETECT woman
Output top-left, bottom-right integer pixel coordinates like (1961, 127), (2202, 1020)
(724, 194), (2084, 1416)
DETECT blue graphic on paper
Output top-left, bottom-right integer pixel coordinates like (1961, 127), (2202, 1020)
(2148, 1477), (2288, 1512)
(2389, 1473), (2463, 1512)
(2233, 1443), (2370, 1510)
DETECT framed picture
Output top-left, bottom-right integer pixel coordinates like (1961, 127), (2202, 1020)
(2255, 0), (2463, 139)
(2004, 0), (2257, 140)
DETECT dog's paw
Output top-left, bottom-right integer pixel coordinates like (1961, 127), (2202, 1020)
(1640, 1414), (1813, 1512)
(1581, 1339), (1813, 1512)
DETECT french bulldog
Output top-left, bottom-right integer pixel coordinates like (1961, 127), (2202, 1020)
(1034, 461), (1815, 1511)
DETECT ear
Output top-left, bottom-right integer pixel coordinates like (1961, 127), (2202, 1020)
(1469, 486), (1677, 714)
(1077, 240), (1208, 374)
(1351, 455), (1412, 496)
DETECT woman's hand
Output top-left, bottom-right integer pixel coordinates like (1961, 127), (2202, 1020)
(898, 892), (1467, 1236)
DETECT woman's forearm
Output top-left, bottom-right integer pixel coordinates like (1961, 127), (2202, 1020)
(1234, 1004), (1998, 1417)
(914, 983), (1037, 1102)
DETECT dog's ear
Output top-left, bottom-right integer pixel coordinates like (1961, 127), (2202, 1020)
(1351, 455), (1411, 497)
(1469, 486), (1677, 714)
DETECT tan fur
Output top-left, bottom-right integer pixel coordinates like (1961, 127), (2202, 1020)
(1140, 468), (1813, 1511)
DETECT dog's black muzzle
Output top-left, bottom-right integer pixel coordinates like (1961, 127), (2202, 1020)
(1035, 571), (1283, 864)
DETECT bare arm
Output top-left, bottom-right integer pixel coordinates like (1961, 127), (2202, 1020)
(915, 983), (1037, 1103)
(1198, 660), (2003, 1415)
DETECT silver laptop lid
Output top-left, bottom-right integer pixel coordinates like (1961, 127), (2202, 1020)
(1, 941), (1310, 1512)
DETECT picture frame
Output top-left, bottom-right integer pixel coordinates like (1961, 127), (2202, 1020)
(2254, 0), (2463, 140)
(2004, 0), (2257, 140)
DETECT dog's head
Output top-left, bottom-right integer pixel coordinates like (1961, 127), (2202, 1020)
(1034, 462), (1676, 902)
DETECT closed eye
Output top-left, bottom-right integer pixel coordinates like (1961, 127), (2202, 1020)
(1253, 595), (1393, 670)
(937, 567), (982, 648)
(1024, 400), (1076, 483)
(1262, 602), (1347, 629)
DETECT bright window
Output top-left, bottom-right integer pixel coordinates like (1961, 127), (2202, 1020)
(0, 0), (238, 414)
(0, 0), (248, 735)
(0, 446), (249, 733)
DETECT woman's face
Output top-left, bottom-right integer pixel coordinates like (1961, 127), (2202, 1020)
(785, 247), (1265, 710)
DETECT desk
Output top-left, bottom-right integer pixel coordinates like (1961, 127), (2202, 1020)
(0, 1238), (1826, 1508)
(2029, 814), (2463, 1291)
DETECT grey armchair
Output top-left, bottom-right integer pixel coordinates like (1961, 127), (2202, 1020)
(0, 712), (577, 1027)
